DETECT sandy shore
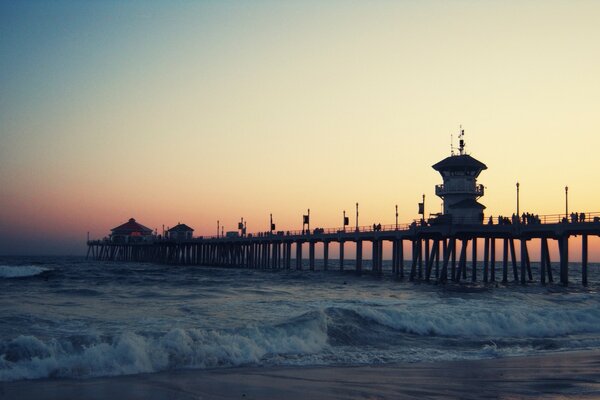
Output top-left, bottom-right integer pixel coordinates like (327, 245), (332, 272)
(3, 350), (600, 400)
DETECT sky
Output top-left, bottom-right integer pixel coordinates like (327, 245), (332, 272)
(1, 0), (600, 257)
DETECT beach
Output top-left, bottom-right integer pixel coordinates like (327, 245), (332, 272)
(3, 350), (600, 400)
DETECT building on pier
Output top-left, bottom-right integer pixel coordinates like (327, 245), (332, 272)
(432, 129), (486, 224)
(167, 223), (194, 240)
(110, 218), (154, 243)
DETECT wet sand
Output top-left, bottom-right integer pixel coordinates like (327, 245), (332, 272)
(3, 350), (600, 400)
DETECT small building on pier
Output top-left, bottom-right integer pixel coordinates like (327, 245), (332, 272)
(432, 129), (487, 224)
(110, 218), (154, 243)
(167, 223), (194, 241)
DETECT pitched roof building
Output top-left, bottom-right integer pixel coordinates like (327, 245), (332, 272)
(110, 218), (154, 242)
(167, 223), (194, 240)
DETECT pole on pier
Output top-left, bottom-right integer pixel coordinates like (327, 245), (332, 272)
(399, 240), (404, 279)
(516, 182), (520, 217)
(424, 239), (430, 276)
(559, 235), (569, 285)
(544, 238), (553, 283)
(371, 240), (376, 273)
(525, 243), (532, 281)
(410, 240), (418, 281)
(418, 239), (424, 279)
(435, 240), (440, 279)
(440, 238), (453, 283)
(565, 186), (569, 220)
(395, 205), (398, 230)
(451, 238), (457, 280)
(456, 239), (467, 282)
(483, 238), (490, 283)
(490, 238), (496, 282)
(582, 234), (588, 286)
(440, 239), (448, 282)
(502, 238), (509, 283)
(520, 239), (527, 285)
(540, 239), (547, 284)
(340, 241), (345, 271)
(471, 238), (477, 282)
(392, 240), (398, 275)
(356, 203), (359, 232)
(510, 239), (518, 282)
(426, 239), (438, 281)
(355, 240), (362, 272)
(296, 241), (302, 270)
(272, 242), (278, 269)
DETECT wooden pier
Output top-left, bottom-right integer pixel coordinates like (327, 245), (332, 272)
(87, 213), (600, 286)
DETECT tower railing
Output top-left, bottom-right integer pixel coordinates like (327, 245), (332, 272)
(435, 183), (484, 197)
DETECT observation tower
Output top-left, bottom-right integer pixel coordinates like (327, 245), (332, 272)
(432, 129), (487, 224)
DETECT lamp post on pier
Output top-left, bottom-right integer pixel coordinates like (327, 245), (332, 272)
(395, 205), (398, 230)
(355, 202), (359, 232)
(217, 220), (220, 238)
(565, 186), (569, 220)
(516, 181), (520, 217)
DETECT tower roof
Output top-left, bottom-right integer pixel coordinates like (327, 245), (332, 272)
(111, 218), (153, 234)
(432, 154), (487, 172)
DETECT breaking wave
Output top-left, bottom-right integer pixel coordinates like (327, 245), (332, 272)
(0, 311), (329, 381)
(2, 302), (600, 382)
(0, 265), (50, 279)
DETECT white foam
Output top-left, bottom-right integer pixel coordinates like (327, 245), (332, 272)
(0, 312), (329, 381)
(0, 265), (50, 278)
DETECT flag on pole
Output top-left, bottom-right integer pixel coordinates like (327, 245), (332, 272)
(418, 202), (424, 214)
(344, 216), (349, 226)
(271, 223), (276, 231)
(303, 215), (309, 224)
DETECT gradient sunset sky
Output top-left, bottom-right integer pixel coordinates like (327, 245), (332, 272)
(1, 1), (599, 256)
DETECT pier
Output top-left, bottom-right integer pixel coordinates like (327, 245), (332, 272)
(87, 214), (600, 286)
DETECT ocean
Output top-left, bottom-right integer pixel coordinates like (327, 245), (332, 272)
(1, 256), (599, 383)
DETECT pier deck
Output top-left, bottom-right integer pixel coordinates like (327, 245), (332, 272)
(88, 213), (600, 286)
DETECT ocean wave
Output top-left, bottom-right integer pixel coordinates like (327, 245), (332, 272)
(0, 311), (329, 381)
(3, 300), (600, 382)
(348, 301), (600, 339)
(0, 265), (50, 279)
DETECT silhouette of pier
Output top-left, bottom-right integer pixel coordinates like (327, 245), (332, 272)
(87, 213), (600, 286)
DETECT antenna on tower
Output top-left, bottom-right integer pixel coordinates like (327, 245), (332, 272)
(450, 133), (455, 156)
(458, 125), (465, 155)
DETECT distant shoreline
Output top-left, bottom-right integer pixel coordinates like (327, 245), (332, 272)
(4, 350), (600, 399)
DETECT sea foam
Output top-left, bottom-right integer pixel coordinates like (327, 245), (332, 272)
(0, 311), (329, 381)
(0, 265), (50, 279)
